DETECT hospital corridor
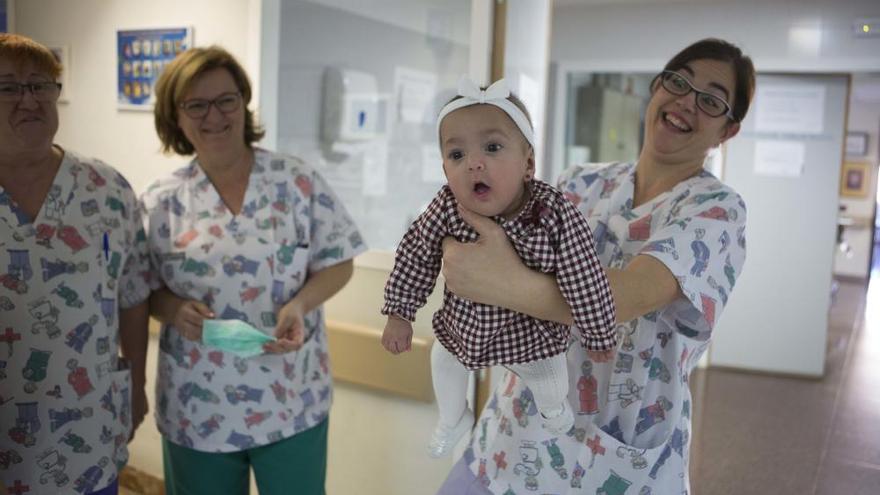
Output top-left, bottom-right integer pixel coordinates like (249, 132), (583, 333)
(2, 0), (880, 494)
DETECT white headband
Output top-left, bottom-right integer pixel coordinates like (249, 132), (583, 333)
(437, 77), (535, 150)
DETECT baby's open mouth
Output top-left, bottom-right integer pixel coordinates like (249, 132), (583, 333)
(473, 182), (490, 194)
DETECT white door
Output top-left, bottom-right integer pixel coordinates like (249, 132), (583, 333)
(711, 74), (849, 377)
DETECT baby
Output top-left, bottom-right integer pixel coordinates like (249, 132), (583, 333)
(381, 77), (617, 457)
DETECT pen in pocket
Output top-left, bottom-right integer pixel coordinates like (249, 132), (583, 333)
(102, 232), (109, 261)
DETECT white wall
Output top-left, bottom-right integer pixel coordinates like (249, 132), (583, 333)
(274, 0), (471, 253)
(548, 0), (880, 376)
(14, 0), (260, 195)
(548, 0), (877, 184)
(552, 0), (880, 73)
(835, 74), (880, 279)
(712, 74), (849, 377)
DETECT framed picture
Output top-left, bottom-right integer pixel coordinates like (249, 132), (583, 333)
(845, 131), (869, 157)
(48, 46), (70, 103)
(0, 0), (8, 33)
(117, 27), (193, 110)
(840, 162), (871, 198)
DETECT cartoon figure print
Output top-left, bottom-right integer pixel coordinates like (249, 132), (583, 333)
(635, 396), (673, 435)
(577, 360), (599, 415)
(224, 384), (263, 405)
(37, 448), (70, 487)
(616, 445), (649, 470)
(73, 456), (109, 493)
(66, 359), (95, 399)
(513, 440), (543, 491)
(597, 469), (633, 495)
(22, 348), (52, 392)
(570, 460), (585, 488)
(541, 438), (567, 479)
(196, 413), (225, 439)
(608, 378), (643, 408)
(690, 228), (709, 277)
(512, 388), (537, 428)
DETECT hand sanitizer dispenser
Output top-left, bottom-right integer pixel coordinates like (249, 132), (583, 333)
(322, 67), (385, 143)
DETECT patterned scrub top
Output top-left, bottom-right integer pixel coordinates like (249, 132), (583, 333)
(382, 180), (616, 370)
(140, 148), (366, 453)
(458, 162), (747, 494)
(0, 150), (151, 495)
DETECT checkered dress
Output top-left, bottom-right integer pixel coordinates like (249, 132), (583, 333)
(382, 180), (616, 370)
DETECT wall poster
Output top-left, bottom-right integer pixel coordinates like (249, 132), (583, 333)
(0, 0), (7, 33)
(117, 27), (193, 110)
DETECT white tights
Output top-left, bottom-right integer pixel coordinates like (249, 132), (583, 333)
(431, 341), (570, 425)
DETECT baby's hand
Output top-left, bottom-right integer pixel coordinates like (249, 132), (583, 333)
(382, 316), (414, 355)
(587, 348), (615, 363)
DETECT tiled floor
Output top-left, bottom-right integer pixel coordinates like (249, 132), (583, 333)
(117, 278), (879, 495)
(690, 277), (880, 494)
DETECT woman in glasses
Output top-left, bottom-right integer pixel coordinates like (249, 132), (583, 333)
(141, 46), (365, 495)
(0, 34), (151, 495)
(436, 38), (755, 494)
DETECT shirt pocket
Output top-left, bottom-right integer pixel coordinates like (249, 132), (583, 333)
(575, 416), (684, 489)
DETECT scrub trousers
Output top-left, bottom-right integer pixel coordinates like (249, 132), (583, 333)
(163, 416), (329, 495)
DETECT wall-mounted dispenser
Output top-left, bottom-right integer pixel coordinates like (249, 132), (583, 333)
(322, 67), (386, 144)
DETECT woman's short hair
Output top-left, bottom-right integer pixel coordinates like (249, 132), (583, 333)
(0, 33), (62, 80)
(154, 45), (264, 155)
(659, 38), (756, 123)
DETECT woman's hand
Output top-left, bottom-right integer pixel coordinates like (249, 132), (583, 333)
(172, 299), (214, 341)
(441, 205), (528, 306)
(266, 299), (306, 354)
(382, 316), (414, 354)
(128, 386), (149, 442)
(587, 349), (615, 363)
(443, 205), (575, 324)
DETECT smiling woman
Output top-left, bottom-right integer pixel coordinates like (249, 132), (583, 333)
(0, 33), (152, 495)
(142, 46), (365, 495)
(436, 38), (756, 495)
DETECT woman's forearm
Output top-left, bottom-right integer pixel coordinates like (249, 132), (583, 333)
(605, 255), (681, 323)
(484, 256), (680, 327)
(148, 287), (184, 324)
(288, 260), (354, 313)
(119, 300), (149, 384)
(495, 265), (574, 325)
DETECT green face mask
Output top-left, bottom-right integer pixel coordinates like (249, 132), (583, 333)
(202, 319), (276, 358)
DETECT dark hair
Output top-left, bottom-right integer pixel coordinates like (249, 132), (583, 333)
(154, 46), (264, 155)
(658, 38), (755, 123)
(0, 33), (62, 80)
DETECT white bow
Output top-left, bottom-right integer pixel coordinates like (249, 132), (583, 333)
(457, 77), (510, 105)
(437, 76), (535, 150)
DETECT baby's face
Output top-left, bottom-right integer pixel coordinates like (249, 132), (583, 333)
(439, 104), (534, 219)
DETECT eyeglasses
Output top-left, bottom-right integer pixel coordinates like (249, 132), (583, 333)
(179, 92), (242, 119)
(657, 70), (734, 120)
(0, 81), (63, 102)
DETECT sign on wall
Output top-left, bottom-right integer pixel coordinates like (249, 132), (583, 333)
(1, 0), (8, 33)
(117, 27), (193, 110)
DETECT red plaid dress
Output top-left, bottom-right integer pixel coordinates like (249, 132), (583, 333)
(382, 180), (616, 369)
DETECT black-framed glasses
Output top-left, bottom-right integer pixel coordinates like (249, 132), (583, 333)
(179, 92), (242, 119)
(0, 81), (63, 102)
(657, 70), (734, 120)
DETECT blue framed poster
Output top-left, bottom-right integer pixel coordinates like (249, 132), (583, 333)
(1, 0), (8, 33)
(117, 27), (193, 110)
